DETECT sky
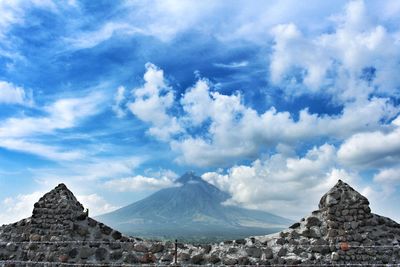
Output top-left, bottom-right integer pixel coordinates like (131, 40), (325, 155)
(0, 0), (400, 224)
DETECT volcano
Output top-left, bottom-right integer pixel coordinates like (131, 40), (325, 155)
(97, 172), (292, 242)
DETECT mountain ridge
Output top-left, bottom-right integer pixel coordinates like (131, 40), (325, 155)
(97, 172), (292, 241)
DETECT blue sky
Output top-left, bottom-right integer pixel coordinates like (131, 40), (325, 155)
(1, 0), (400, 224)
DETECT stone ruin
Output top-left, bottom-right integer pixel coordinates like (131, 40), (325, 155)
(1, 180), (400, 266)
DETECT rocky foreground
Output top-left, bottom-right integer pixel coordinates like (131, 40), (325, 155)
(1, 180), (400, 266)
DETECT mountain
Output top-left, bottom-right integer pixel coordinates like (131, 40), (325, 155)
(97, 172), (293, 242)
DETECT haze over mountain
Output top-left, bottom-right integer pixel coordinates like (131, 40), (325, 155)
(97, 172), (292, 242)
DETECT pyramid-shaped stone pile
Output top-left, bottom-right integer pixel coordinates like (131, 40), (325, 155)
(30, 183), (86, 237)
(203, 180), (400, 265)
(1, 180), (400, 265)
(0, 184), (167, 264)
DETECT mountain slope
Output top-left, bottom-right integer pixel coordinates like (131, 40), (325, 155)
(97, 172), (293, 241)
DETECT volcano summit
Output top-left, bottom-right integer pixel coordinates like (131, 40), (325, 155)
(97, 172), (293, 242)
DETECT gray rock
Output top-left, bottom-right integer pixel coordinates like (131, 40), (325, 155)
(150, 243), (164, 253)
(179, 252), (190, 261)
(79, 247), (93, 259)
(99, 224), (112, 235)
(238, 256), (251, 265)
(235, 238), (246, 244)
(111, 230), (122, 240)
(95, 247), (108, 261)
(6, 243), (17, 252)
(209, 254), (221, 263)
(277, 247), (287, 257)
(110, 250), (123, 261)
(140, 252), (156, 264)
(190, 253), (204, 264)
(68, 248), (78, 258)
(160, 253), (173, 262)
(201, 244), (212, 254)
(133, 243), (148, 253)
(331, 251), (340, 261)
(311, 239), (330, 254)
(306, 216), (321, 227)
(246, 246), (262, 258)
(289, 222), (301, 229)
(223, 257), (238, 265)
(123, 252), (139, 264)
(263, 247), (273, 259)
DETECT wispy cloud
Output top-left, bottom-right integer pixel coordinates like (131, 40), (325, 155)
(65, 22), (144, 49)
(112, 86), (127, 118)
(0, 91), (105, 160)
(0, 139), (84, 161)
(104, 175), (177, 192)
(0, 81), (33, 106)
(214, 61), (249, 68)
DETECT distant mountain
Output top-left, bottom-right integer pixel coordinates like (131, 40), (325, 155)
(97, 172), (293, 242)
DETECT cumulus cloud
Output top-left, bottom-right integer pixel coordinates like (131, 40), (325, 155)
(202, 144), (359, 219)
(374, 166), (400, 186)
(269, 0), (400, 102)
(125, 62), (398, 167)
(128, 63), (182, 140)
(0, 81), (33, 105)
(338, 116), (400, 167)
(173, 80), (397, 166)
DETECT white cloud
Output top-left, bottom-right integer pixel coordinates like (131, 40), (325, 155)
(63, 0), (354, 49)
(269, 0), (400, 102)
(0, 0), (76, 36)
(180, 79), (215, 126)
(0, 191), (43, 225)
(0, 139), (84, 161)
(0, 81), (32, 105)
(34, 156), (144, 184)
(66, 22), (144, 49)
(338, 116), (400, 167)
(124, 63), (398, 167)
(128, 63), (182, 140)
(374, 166), (400, 186)
(112, 86), (127, 118)
(173, 79), (397, 166)
(0, 92), (104, 139)
(202, 144), (360, 219)
(0, 92), (105, 160)
(213, 61), (249, 68)
(104, 175), (176, 192)
(76, 194), (118, 216)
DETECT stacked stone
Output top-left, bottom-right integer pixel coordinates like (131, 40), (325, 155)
(1, 180), (400, 265)
(317, 180), (371, 262)
(319, 180), (372, 242)
(30, 183), (86, 238)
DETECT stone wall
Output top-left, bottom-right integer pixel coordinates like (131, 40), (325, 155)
(1, 180), (400, 265)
